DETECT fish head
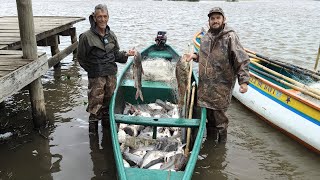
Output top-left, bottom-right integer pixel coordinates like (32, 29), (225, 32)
(177, 54), (190, 70)
(134, 51), (142, 63)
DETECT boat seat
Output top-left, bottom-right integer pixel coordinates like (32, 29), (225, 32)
(147, 50), (173, 59)
(121, 79), (172, 89)
(115, 114), (200, 127)
(125, 168), (184, 180)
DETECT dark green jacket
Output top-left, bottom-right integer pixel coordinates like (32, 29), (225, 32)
(77, 15), (127, 78)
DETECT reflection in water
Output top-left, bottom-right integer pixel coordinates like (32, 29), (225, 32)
(194, 139), (228, 180)
(0, 128), (54, 180)
(89, 128), (116, 180)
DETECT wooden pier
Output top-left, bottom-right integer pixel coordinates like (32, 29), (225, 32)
(0, 5), (85, 127)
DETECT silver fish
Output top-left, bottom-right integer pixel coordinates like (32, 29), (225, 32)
(123, 151), (143, 166)
(160, 153), (187, 171)
(140, 150), (166, 169)
(133, 50), (144, 101)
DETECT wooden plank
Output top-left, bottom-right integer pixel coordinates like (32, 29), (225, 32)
(0, 54), (48, 102)
(0, 54), (23, 59)
(0, 33), (21, 37)
(114, 114), (200, 127)
(0, 45), (7, 50)
(0, 66), (20, 71)
(0, 50), (23, 55)
(125, 168), (184, 180)
(0, 37), (20, 41)
(0, 50), (45, 56)
(0, 71), (10, 77)
(48, 41), (77, 68)
(0, 30), (20, 33)
(0, 41), (19, 45)
(0, 61), (30, 66)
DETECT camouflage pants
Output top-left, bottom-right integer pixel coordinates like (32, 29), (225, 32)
(87, 76), (116, 122)
(206, 108), (229, 135)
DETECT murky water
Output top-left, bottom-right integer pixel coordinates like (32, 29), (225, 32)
(1, 0), (320, 179)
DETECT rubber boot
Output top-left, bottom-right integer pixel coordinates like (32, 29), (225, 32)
(89, 114), (99, 134)
(101, 112), (110, 128)
(218, 130), (227, 144)
(207, 127), (218, 142)
(89, 121), (98, 134)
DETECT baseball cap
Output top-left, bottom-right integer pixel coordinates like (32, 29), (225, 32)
(208, 7), (225, 17)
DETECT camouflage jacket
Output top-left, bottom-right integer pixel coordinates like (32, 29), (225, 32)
(77, 14), (127, 78)
(197, 24), (250, 110)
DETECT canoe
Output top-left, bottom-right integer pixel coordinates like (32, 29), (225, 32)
(109, 38), (207, 179)
(193, 30), (320, 154)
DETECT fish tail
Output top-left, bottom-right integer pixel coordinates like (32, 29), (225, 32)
(135, 89), (144, 101)
(139, 89), (144, 101)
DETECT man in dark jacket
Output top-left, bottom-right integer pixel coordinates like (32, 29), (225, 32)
(188, 7), (250, 143)
(77, 4), (135, 134)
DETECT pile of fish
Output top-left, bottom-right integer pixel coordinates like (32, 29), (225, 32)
(117, 100), (188, 171)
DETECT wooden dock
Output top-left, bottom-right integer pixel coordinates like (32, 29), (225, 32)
(0, 15), (85, 127)
(0, 16), (84, 50)
(0, 50), (47, 102)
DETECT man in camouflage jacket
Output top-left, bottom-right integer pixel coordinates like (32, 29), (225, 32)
(77, 4), (135, 134)
(188, 7), (250, 143)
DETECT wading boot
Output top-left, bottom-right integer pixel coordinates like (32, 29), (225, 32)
(101, 119), (110, 128)
(89, 121), (98, 134)
(89, 114), (99, 134)
(101, 113), (110, 128)
(207, 127), (218, 142)
(218, 131), (227, 144)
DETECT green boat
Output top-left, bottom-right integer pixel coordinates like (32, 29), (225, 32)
(109, 32), (207, 180)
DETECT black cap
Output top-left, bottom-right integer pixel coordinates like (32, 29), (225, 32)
(208, 7), (225, 17)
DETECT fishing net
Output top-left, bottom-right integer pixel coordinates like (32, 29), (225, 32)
(123, 58), (179, 102)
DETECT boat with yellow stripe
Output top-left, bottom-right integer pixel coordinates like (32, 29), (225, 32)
(193, 29), (320, 154)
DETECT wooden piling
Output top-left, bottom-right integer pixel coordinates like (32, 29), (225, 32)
(48, 35), (61, 68)
(16, 0), (47, 128)
(70, 28), (78, 58)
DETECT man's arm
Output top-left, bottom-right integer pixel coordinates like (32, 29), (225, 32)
(77, 34), (90, 71)
(229, 33), (250, 93)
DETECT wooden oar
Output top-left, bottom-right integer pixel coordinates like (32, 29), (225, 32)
(251, 61), (320, 97)
(250, 66), (320, 100)
(185, 81), (196, 156)
(245, 48), (320, 79)
(314, 44), (320, 71)
(185, 44), (194, 118)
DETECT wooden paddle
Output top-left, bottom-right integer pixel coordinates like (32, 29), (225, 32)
(251, 61), (320, 97)
(314, 44), (320, 71)
(185, 44), (194, 118)
(185, 81), (196, 156)
(245, 48), (320, 80)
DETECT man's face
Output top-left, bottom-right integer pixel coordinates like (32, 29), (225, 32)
(208, 13), (224, 31)
(94, 9), (109, 30)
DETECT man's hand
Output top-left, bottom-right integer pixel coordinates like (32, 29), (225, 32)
(239, 83), (248, 93)
(186, 53), (197, 62)
(126, 49), (135, 56)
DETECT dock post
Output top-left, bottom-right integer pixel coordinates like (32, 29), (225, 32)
(50, 35), (61, 68)
(70, 28), (78, 59)
(16, 0), (47, 128)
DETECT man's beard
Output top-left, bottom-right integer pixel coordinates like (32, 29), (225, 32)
(210, 24), (223, 35)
